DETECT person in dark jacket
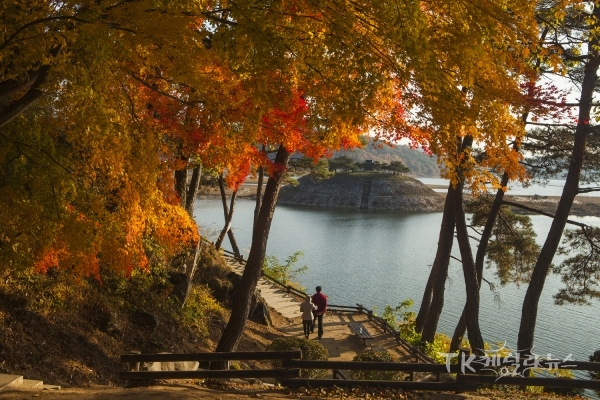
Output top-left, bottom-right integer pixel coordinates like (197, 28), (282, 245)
(311, 286), (328, 339)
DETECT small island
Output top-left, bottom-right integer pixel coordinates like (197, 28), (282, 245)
(278, 172), (444, 212)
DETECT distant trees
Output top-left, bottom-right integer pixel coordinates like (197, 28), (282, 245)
(329, 156), (359, 173)
(288, 157), (333, 181)
(386, 161), (410, 175)
(328, 156), (410, 175)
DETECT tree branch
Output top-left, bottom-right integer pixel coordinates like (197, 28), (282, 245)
(501, 200), (591, 229)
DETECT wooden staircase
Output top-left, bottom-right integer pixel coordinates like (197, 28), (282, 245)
(223, 255), (302, 320)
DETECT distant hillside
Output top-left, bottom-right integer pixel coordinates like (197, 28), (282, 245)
(334, 139), (440, 177)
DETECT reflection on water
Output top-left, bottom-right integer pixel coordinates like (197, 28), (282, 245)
(195, 198), (600, 363)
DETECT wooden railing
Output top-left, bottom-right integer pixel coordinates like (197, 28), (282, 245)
(119, 350), (600, 392)
(120, 350), (300, 381)
(327, 303), (433, 364)
(453, 351), (600, 391)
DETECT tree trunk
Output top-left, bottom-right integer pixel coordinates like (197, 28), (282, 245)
(450, 136), (485, 355)
(215, 190), (237, 250)
(175, 167), (187, 208)
(450, 173), (509, 351)
(419, 187), (455, 341)
(414, 272), (433, 334)
(453, 180), (485, 355)
(517, 24), (600, 356)
(215, 145), (291, 353)
(254, 167), (265, 228)
(227, 226), (241, 258)
(215, 175), (241, 257)
(185, 165), (202, 215)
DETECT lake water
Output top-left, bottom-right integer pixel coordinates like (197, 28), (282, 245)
(194, 180), (600, 365)
(419, 177), (600, 197)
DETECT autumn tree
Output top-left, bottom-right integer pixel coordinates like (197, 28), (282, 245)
(207, 0), (434, 352)
(403, 0), (541, 353)
(516, 2), (600, 358)
(0, 0), (256, 277)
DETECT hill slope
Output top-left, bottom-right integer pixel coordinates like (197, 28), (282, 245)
(334, 140), (440, 177)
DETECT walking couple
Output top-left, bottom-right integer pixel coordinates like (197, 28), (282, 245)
(300, 286), (327, 339)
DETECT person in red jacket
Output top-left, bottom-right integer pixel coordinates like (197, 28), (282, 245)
(311, 286), (328, 339)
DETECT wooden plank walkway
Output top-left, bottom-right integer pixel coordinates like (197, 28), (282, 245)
(223, 255), (301, 320)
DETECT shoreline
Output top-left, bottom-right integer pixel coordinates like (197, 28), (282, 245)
(199, 183), (600, 217)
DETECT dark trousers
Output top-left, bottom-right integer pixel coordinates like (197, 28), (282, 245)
(313, 313), (324, 338)
(302, 320), (312, 337)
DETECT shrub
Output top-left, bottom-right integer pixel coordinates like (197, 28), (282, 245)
(352, 349), (402, 381)
(268, 337), (328, 379)
(262, 252), (307, 292)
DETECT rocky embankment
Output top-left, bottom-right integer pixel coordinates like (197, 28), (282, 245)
(277, 173), (444, 212)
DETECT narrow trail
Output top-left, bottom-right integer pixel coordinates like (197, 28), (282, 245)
(223, 254), (301, 320)
(223, 254), (420, 366)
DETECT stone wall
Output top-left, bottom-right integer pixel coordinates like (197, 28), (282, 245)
(278, 173), (444, 212)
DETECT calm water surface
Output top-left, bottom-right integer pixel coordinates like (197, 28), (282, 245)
(194, 186), (600, 363)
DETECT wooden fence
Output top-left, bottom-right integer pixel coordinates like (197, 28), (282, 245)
(119, 349), (600, 392)
(120, 350), (300, 381)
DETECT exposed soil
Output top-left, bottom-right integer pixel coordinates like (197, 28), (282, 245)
(1, 309), (585, 399)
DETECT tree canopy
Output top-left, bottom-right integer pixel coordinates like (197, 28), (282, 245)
(3, 0), (591, 358)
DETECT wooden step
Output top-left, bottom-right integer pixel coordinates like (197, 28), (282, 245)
(0, 374), (23, 390)
(22, 379), (44, 388)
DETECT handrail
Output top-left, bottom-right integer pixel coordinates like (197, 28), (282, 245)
(221, 249), (307, 298)
(121, 350), (301, 363)
(119, 349), (600, 392)
(282, 359), (455, 373)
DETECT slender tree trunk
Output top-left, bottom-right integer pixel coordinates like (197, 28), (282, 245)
(215, 145), (291, 353)
(215, 189), (238, 250)
(517, 26), (599, 356)
(227, 226), (241, 258)
(450, 173), (509, 351)
(215, 175), (241, 257)
(414, 273), (433, 334)
(175, 167), (187, 207)
(419, 187), (455, 341)
(453, 180), (485, 355)
(174, 164), (202, 279)
(254, 164), (265, 229)
(185, 165), (201, 215)
(451, 136), (485, 355)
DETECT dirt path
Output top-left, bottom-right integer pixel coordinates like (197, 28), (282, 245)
(280, 311), (412, 363)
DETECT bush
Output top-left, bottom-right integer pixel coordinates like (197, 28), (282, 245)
(262, 252), (307, 292)
(352, 349), (402, 381)
(268, 337), (328, 379)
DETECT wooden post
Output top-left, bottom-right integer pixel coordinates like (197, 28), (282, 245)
(128, 350), (141, 372)
(456, 347), (471, 394)
(291, 347), (303, 378)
